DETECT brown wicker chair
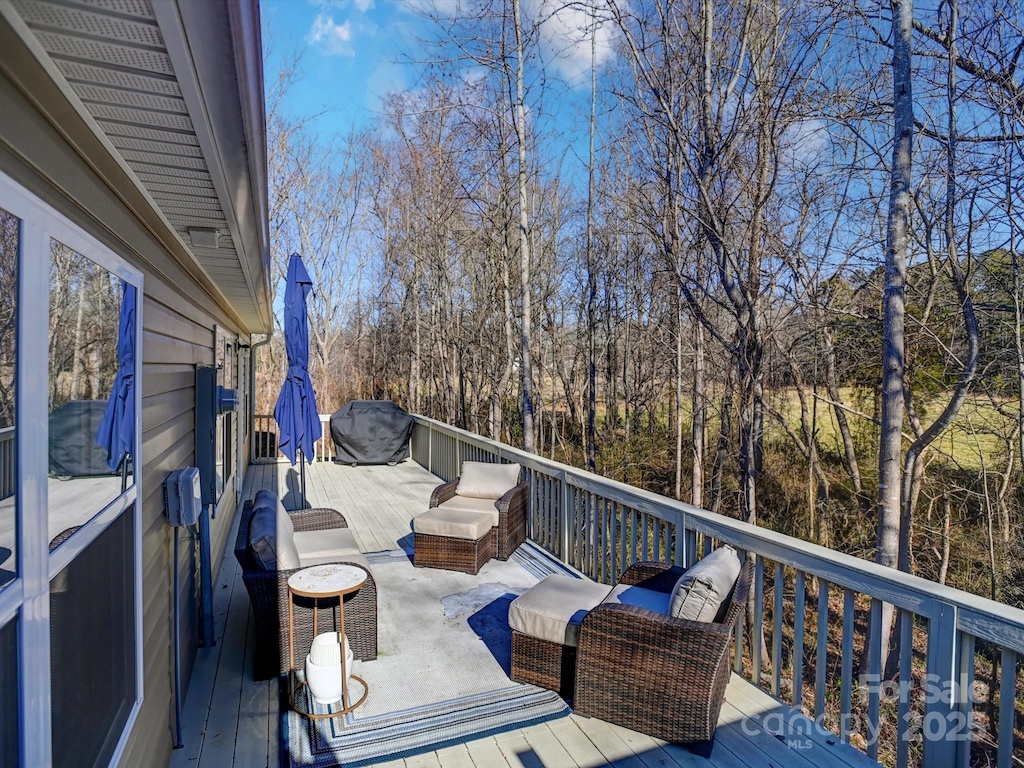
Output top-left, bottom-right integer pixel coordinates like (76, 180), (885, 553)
(574, 555), (755, 754)
(234, 500), (378, 681)
(428, 476), (528, 561)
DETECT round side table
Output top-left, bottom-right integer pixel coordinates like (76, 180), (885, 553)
(287, 563), (369, 718)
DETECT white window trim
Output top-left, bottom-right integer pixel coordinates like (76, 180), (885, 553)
(0, 169), (144, 768)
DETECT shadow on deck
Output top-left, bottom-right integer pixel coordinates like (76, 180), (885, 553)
(167, 460), (877, 768)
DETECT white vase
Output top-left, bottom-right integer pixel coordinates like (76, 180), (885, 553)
(304, 632), (353, 705)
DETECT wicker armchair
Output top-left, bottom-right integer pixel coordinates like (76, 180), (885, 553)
(574, 555), (755, 753)
(234, 500), (378, 681)
(429, 476), (528, 560)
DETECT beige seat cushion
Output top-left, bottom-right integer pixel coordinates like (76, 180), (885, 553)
(413, 508), (493, 540)
(508, 574), (611, 646)
(456, 461), (521, 500)
(437, 495), (500, 528)
(670, 545), (742, 622)
(293, 528), (361, 567)
(296, 549), (373, 574)
(600, 583), (671, 615)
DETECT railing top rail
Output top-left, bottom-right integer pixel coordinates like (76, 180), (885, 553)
(411, 415), (1024, 652)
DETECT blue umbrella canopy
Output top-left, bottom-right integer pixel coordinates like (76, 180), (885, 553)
(275, 254), (321, 465)
(96, 281), (136, 472)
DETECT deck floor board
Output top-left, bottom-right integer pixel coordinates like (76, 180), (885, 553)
(169, 459), (876, 768)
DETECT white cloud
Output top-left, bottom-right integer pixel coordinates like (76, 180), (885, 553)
(781, 118), (829, 171)
(354, 0), (375, 11)
(306, 12), (355, 56)
(366, 61), (408, 112)
(528, 0), (616, 85)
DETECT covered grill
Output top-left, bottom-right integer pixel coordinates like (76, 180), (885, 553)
(329, 401), (414, 465)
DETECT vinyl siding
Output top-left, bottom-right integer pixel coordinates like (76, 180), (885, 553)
(0, 20), (254, 768)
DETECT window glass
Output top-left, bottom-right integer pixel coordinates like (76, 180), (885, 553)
(50, 511), (135, 768)
(0, 207), (17, 589)
(215, 330), (235, 500)
(0, 617), (18, 766)
(48, 241), (133, 549)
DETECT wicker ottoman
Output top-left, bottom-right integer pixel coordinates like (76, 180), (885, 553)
(508, 574), (611, 698)
(413, 507), (494, 575)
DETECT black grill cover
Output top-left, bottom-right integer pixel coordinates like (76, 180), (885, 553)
(330, 400), (414, 465)
(49, 400), (118, 477)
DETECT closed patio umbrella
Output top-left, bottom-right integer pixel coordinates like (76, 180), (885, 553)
(274, 253), (321, 508)
(96, 281), (136, 488)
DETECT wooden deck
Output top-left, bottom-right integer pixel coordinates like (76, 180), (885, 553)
(168, 459), (878, 768)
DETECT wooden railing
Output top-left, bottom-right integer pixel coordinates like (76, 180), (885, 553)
(251, 414), (333, 463)
(408, 415), (1023, 768)
(0, 426), (13, 501)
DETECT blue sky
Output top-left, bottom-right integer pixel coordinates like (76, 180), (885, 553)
(260, 0), (618, 184)
(261, 0), (419, 137)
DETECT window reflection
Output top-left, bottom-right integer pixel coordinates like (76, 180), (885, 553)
(0, 207), (17, 589)
(48, 241), (134, 549)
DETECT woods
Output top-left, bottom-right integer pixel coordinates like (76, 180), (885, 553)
(259, 0), (1024, 609)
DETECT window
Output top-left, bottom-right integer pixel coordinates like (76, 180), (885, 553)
(48, 242), (134, 543)
(215, 326), (235, 507)
(0, 170), (142, 767)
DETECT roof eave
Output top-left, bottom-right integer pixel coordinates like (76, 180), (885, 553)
(152, 0), (272, 335)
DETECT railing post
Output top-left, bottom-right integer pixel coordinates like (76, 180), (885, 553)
(673, 512), (685, 567)
(559, 470), (569, 565)
(955, 632), (975, 768)
(923, 602), (959, 768)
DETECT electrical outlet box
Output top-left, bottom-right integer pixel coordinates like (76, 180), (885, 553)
(218, 385), (237, 414)
(165, 467), (202, 526)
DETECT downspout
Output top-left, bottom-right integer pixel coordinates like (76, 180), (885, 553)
(249, 333), (271, 463)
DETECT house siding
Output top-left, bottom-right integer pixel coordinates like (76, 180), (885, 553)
(0, 19), (253, 768)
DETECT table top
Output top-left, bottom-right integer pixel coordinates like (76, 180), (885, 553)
(288, 563), (367, 598)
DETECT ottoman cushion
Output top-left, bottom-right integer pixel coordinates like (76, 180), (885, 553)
(413, 508), (493, 540)
(509, 574), (611, 646)
(436, 495), (501, 528)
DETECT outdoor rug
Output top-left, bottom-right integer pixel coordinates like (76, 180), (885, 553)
(282, 542), (577, 767)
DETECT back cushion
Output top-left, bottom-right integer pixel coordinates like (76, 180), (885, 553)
(248, 502), (300, 570)
(252, 492), (295, 539)
(669, 545), (742, 622)
(456, 461), (521, 500)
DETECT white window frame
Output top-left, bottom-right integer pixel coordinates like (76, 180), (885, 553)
(0, 169), (144, 768)
(213, 325), (238, 518)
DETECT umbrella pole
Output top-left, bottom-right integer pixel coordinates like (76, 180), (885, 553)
(299, 448), (307, 509)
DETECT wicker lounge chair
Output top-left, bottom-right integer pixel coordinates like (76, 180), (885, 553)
(423, 469), (528, 561)
(234, 500), (378, 680)
(573, 555), (755, 753)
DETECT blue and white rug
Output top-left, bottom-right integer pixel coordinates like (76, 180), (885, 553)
(282, 543), (576, 767)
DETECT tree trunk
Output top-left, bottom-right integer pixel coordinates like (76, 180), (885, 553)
(586, 13), (598, 472)
(823, 328), (869, 515)
(70, 279), (86, 401)
(692, 318), (706, 509)
(874, 0), (914, 675)
(511, 0), (535, 453)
